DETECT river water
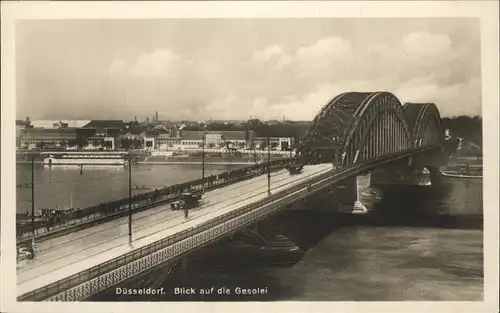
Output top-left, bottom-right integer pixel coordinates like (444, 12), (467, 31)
(16, 164), (241, 214)
(16, 164), (483, 301)
(149, 175), (482, 302)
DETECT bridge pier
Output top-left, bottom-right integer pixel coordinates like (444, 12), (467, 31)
(428, 166), (442, 184)
(334, 176), (368, 214)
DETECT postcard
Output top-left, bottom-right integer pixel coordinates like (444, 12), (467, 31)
(1, 1), (498, 313)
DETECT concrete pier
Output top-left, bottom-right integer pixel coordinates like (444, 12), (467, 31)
(335, 176), (368, 214)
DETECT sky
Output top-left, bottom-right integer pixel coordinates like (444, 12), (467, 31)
(15, 18), (481, 121)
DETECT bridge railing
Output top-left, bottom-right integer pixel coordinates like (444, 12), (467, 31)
(19, 162), (334, 302)
(16, 158), (292, 244)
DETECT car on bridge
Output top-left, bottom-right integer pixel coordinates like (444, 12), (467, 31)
(286, 164), (303, 175)
(170, 192), (202, 211)
(17, 244), (38, 261)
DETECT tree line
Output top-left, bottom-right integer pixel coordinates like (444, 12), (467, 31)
(183, 119), (311, 141)
(442, 115), (482, 148)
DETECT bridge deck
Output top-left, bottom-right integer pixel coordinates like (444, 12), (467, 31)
(17, 164), (332, 297)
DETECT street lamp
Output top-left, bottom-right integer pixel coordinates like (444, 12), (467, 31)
(128, 157), (132, 246)
(267, 134), (271, 196)
(201, 126), (206, 194)
(31, 158), (35, 247)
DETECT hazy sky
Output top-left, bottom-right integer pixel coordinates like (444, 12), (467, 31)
(16, 18), (481, 121)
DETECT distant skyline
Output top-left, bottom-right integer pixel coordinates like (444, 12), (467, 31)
(16, 18), (481, 121)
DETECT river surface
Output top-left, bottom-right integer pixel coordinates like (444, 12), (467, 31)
(145, 176), (482, 302)
(16, 164), (241, 214)
(16, 164), (483, 301)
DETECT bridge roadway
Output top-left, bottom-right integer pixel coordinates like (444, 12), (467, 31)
(17, 164), (332, 298)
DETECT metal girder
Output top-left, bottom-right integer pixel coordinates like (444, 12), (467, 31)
(297, 92), (444, 166)
(339, 92), (413, 165)
(403, 103), (444, 149)
(297, 92), (371, 163)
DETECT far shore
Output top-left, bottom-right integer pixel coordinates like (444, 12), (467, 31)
(17, 160), (44, 164)
(136, 161), (260, 165)
(15, 159), (281, 166)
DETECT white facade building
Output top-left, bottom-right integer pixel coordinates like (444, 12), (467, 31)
(205, 133), (222, 146)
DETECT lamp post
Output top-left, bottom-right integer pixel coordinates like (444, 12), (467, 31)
(267, 134), (271, 196)
(31, 158), (35, 246)
(128, 157), (132, 246)
(201, 126), (206, 194)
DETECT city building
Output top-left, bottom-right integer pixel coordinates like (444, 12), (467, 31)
(152, 124), (170, 133)
(180, 130), (254, 149)
(29, 120), (91, 129)
(16, 119), (276, 151)
(254, 137), (293, 151)
(155, 134), (181, 151)
(120, 125), (146, 149)
(179, 131), (203, 149)
(19, 128), (78, 150)
(16, 120), (29, 138)
(205, 133), (222, 147)
(221, 130), (253, 148)
(143, 130), (160, 150)
(121, 126), (146, 140)
(80, 120), (124, 150)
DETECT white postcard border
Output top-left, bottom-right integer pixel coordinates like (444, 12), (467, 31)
(1, 1), (498, 313)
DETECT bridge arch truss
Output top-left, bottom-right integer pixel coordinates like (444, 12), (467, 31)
(296, 91), (444, 166)
(403, 102), (444, 149)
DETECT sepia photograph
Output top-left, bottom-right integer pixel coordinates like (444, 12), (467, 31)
(1, 1), (499, 313)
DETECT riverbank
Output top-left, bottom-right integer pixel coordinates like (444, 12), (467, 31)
(15, 150), (289, 164)
(137, 161), (260, 165)
(16, 161), (271, 166)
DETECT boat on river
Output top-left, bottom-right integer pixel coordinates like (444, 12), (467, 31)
(41, 151), (129, 166)
(440, 164), (483, 179)
(440, 171), (482, 179)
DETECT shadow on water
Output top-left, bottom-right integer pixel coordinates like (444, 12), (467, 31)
(93, 247), (303, 301)
(362, 182), (483, 230)
(275, 178), (483, 250)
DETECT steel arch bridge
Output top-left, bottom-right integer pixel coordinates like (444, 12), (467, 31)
(296, 91), (444, 166)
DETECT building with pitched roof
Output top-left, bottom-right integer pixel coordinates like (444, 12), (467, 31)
(19, 128), (78, 150)
(30, 120), (91, 129)
(119, 125), (146, 150)
(82, 120), (124, 134)
(80, 120), (124, 150)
